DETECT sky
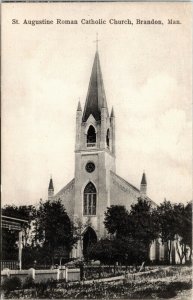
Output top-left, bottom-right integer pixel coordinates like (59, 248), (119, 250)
(2, 2), (192, 207)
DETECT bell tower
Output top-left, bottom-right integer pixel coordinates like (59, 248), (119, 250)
(74, 49), (116, 239)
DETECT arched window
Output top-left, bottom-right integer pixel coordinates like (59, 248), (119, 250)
(106, 129), (110, 148)
(87, 125), (96, 147)
(83, 182), (96, 215)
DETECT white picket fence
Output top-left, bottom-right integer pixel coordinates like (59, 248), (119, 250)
(1, 267), (80, 283)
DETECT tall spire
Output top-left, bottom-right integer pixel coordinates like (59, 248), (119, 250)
(48, 177), (54, 190)
(77, 100), (82, 111)
(93, 32), (100, 52)
(48, 177), (54, 201)
(82, 50), (108, 122)
(110, 107), (115, 118)
(141, 172), (147, 185)
(140, 172), (147, 197)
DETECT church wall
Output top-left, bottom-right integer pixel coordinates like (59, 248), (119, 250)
(74, 150), (115, 239)
(74, 152), (101, 236)
(54, 179), (75, 218)
(110, 172), (139, 211)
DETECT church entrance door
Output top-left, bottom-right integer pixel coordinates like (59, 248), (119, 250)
(83, 227), (97, 258)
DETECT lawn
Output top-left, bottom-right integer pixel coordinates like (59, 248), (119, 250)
(2, 266), (192, 299)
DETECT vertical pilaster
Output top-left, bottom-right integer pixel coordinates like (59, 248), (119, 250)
(75, 101), (82, 151)
(18, 230), (22, 270)
(110, 108), (115, 155)
(100, 107), (107, 149)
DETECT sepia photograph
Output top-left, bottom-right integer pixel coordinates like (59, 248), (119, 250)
(1, 2), (192, 299)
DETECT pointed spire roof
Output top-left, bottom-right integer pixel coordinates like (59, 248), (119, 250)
(82, 50), (108, 122)
(110, 107), (115, 118)
(77, 100), (82, 111)
(141, 172), (147, 185)
(48, 178), (54, 190)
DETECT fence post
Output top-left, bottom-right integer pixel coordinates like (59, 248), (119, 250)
(4, 268), (10, 278)
(65, 267), (68, 282)
(28, 268), (35, 280)
(56, 268), (60, 281)
(18, 231), (23, 270)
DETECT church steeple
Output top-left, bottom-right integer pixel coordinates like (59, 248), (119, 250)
(82, 50), (108, 122)
(77, 100), (82, 111)
(140, 172), (147, 197)
(48, 177), (54, 200)
(110, 107), (115, 118)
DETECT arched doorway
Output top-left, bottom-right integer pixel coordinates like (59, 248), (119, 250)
(83, 227), (97, 257)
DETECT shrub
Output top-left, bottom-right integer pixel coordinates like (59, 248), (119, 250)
(2, 276), (22, 293)
(22, 276), (35, 289)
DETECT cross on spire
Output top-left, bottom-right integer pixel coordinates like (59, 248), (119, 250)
(93, 33), (100, 51)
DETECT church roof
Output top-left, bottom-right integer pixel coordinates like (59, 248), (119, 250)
(48, 178), (54, 190)
(54, 178), (75, 198)
(82, 50), (108, 122)
(141, 172), (147, 185)
(111, 171), (140, 193)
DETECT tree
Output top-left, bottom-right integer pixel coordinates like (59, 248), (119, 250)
(2, 229), (18, 260)
(128, 198), (159, 262)
(129, 198), (159, 247)
(184, 201), (192, 261)
(103, 199), (159, 265)
(173, 201), (192, 263)
(36, 199), (76, 264)
(104, 205), (130, 237)
(156, 199), (177, 263)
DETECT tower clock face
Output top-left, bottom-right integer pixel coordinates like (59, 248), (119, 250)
(85, 162), (95, 173)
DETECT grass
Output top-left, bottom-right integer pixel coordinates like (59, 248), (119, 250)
(2, 265), (192, 299)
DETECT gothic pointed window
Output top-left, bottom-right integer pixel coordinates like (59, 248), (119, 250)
(83, 182), (96, 215)
(106, 129), (110, 148)
(87, 125), (96, 147)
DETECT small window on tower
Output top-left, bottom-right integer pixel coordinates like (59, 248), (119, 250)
(106, 129), (110, 148)
(87, 125), (96, 147)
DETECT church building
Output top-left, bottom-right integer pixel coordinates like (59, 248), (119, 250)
(48, 48), (161, 260)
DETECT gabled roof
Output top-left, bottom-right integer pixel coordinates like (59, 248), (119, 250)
(82, 51), (108, 122)
(54, 178), (75, 197)
(110, 171), (157, 207)
(111, 171), (140, 193)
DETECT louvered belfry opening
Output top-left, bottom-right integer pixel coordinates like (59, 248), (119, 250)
(87, 125), (96, 147)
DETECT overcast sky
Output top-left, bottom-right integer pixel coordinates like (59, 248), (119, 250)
(2, 2), (192, 207)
